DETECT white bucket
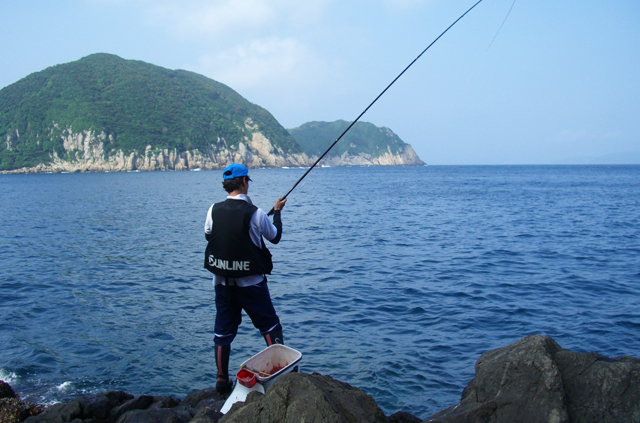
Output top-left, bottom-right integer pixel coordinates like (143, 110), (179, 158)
(219, 344), (302, 414)
(240, 344), (302, 390)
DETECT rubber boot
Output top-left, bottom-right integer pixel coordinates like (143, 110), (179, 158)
(263, 329), (284, 346)
(215, 344), (233, 393)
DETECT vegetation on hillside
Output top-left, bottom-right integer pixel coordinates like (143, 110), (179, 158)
(287, 120), (410, 159)
(0, 53), (300, 171)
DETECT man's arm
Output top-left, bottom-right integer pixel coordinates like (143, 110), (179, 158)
(269, 210), (282, 244)
(204, 204), (214, 241)
(262, 197), (286, 244)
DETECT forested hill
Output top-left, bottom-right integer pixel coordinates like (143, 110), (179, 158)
(0, 53), (307, 172)
(288, 120), (424, 166)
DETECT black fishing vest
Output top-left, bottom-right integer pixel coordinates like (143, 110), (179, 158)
(204, 199), (273, 277)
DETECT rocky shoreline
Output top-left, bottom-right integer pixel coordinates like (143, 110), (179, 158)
(2, 335), (639, 423)
(0, 128), (424, 174)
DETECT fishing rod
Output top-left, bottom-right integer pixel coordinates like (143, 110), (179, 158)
(268, 0), (486, 216)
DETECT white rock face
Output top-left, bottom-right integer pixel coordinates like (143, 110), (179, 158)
(2, 126), (423, 173)
(312, 145), (423, 166)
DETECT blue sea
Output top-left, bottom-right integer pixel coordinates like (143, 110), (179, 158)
(1, 165), (639, 419)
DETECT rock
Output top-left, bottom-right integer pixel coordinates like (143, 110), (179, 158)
(5, 335), (640, 423)
(555, 350), (640, 423)
(188, 400), (225, 423)
(221, 372), (387, 423)
(179, 388), (223, 411)
(0, 382), (17, 399)
(426, 334), (640, 423)
(115, 408), (192, 423)
(386, 411), (422, 423)
(171, 387), (227, 421)
(0, 397), (45, 423)
(24, 391), (133, 423)
(0, 398), (30, 423)
(148, 397), (181, 410)
(427, 335), (567, 423)
(109, 396), (154, 422)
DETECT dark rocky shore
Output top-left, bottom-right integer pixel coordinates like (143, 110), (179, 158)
(2, 335), (639, 423)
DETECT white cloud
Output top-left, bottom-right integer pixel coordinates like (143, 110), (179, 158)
(146, 0), (276, 40)
(142, 0), (330, 42)
(139, 0), (334, 96)
(194, 36), (326, 91)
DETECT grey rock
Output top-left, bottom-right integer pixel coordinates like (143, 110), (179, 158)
(179, 388), (223, 410)
(426, 334), (640, 423)
(0, 381), (17, 399)
(1, 398), (31, 423)
(428, 335), (568, 423)
(148, 396), (181, 410)
(221, 372), (387, 423)
(109, 396), (155, 421)
(190, 399), (225, 416)
(24, 400), (81, 423)
(24, 391), (133, 423)
(115, 408), (192, 423)
(555, 350), (640, 423)
(187, 400), (224, 423)
(7, 334), (640, 423)
(174, 387), (227, 418)
(0, 385), (45, 423)
(386, 411), (422, 423)
(188, 417), (222, 423)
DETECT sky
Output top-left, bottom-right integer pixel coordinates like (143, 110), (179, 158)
(1, 0), (639, 165)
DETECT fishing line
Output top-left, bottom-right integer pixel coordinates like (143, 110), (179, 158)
(486, 0), (516, 51)
(268, 0), (486, 216)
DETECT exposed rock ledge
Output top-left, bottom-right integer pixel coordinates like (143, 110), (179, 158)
(1, 129), (423, 174)
(4, 335), (637, 423)
(313, 145), (424, 167)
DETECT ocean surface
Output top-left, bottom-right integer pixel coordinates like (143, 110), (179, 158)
(1, 165), (639, 419)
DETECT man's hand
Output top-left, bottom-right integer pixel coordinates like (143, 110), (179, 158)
(273, 197), (287, 211)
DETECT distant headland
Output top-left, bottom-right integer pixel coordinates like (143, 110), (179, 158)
(0, 54), (423, 174)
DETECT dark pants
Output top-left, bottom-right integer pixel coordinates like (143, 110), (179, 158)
(214, 279), (282, 346)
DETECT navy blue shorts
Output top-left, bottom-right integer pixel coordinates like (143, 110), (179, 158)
(213, 279), (282, 346)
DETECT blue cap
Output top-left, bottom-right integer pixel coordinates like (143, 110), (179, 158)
(223, 163), (252, 181)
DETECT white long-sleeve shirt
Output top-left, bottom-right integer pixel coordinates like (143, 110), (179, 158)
(204, 194), (279, 287)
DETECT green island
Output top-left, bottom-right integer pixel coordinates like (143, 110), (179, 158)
(288, 120), (423, 165)
(0, 54), (422, 172)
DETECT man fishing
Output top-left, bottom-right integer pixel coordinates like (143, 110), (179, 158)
(204, 163), (287, 394)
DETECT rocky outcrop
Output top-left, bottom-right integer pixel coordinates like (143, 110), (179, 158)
(0, 375), (413, 423)
(312, 144), (423, 167)
(221, 372), (388, 423)
(17, 388), (222, 423)
(4, 335), (638, 423)
(1, 125), (423, 174)
(0, 381), (45, 423)
(1, 127), (312, 174)
(427, 335), (640, 423)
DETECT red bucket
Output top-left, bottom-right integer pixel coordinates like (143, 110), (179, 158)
(236, 368), (257, 388)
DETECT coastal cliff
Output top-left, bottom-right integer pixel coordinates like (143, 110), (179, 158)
(2, 335), (639, 423)
(2, 125), (311, 174)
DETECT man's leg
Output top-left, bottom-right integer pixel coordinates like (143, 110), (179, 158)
(240, 279), (284, 346)
(263, 328), (284, 346)
(214, 344), (232, 393)
(214, 283), (241, 393)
